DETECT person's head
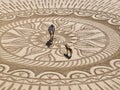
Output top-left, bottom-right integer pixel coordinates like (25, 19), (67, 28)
(51, 24), (54, 27)
(64, 44), (68, 48)
(65, 43), (71, 48)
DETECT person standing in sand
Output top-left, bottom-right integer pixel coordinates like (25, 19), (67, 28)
(64, 44), (73, 59)
(48, 24), (55, 41)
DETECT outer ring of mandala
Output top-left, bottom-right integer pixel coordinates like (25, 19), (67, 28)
(0, 59), (119, 86)
(0, 0), (120, 89)
(0, 17), (120, 68)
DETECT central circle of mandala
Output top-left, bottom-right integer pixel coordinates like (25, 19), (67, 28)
(30, 31), (72, 48)
(0, 17), (120, 68)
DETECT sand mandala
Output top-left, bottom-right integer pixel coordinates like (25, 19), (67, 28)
(0, 17), (120, 68)
(0, 0), (120, 90)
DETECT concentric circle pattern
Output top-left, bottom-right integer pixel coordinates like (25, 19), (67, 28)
(1, 17), (119, 67)
(0, 0), (120, 90)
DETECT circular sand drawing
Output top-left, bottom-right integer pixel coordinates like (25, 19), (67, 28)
(0, 17), (120, 67)
(0, 0), (120, 90)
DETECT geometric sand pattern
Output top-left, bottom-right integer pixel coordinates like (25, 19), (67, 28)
(0, 0), (120, 90)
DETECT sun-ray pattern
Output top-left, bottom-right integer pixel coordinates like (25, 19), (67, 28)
(0, 0), (120, 90)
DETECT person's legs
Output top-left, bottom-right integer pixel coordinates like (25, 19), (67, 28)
(65, 44), (68, 55)
(67, 48), (72, 59)
(70, 49), (72, 57)
(69, 50), (72, 59)
(49, 34), (54, 45)
(49, 32), (51, 39)
(64, 44), (73, 59)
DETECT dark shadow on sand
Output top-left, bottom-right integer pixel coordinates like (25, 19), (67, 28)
(46, 40), (53, 48)
(64, 54), (71, 59)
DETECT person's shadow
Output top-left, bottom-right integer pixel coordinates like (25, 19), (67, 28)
(64, 54), (71, 59)
(46, 40), (53, 48)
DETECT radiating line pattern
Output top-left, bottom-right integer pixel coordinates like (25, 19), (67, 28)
(0, 0), (120, 90)
(0, 59), (119, 90)
(0, 0), (120, 22)
(0, 0), (120, 15)
(0, 17), (120, 68)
